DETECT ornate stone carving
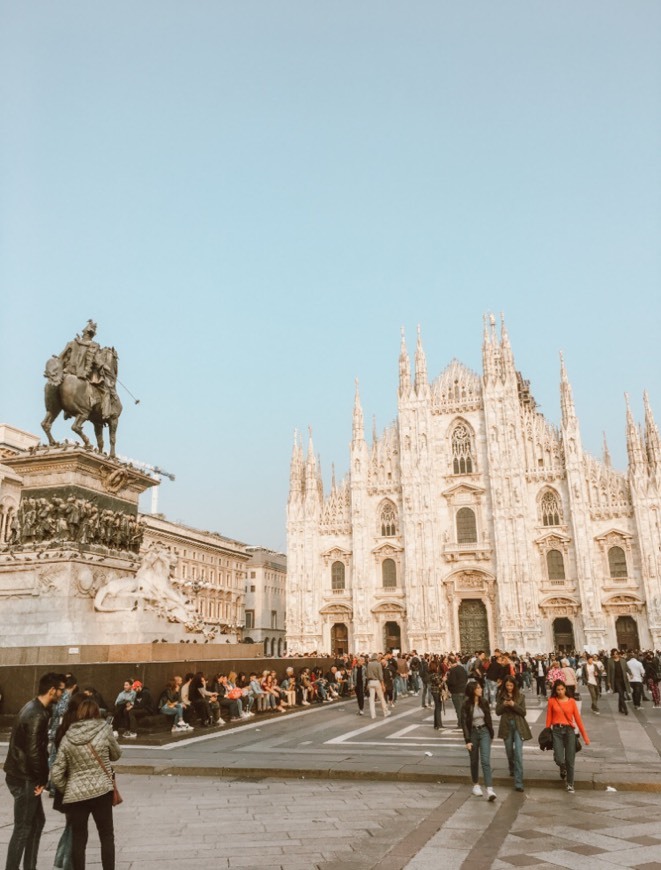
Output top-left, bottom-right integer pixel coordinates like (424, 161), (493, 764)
(5, 496), (144, 554)
(93, 542), (203, 630)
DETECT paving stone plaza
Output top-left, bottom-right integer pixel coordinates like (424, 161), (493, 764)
(2, 690), (660, 869)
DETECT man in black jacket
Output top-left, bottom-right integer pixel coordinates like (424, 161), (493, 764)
(5, 672), (65, 870)
(446, 656), (469, 725)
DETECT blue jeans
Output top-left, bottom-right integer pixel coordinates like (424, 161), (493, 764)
(5, 779), (45, 870)
(160, 703), (184, 723)
(420, 683), (431, 706)
(504, 719), (524, 789)
(468, 726), (493, 787)
(484, 680), (497, 705)
(54, 820), (73, 870)
(552, 724), (577, 786)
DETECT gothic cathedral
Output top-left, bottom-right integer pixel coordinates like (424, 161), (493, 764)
(286, 316), (661, 656)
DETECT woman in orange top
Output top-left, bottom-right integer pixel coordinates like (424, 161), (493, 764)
(545, 679), (590, 793)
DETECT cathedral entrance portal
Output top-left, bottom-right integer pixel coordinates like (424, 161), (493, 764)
(552, 618), (575, 652)
(384, 621), (401, 652)
(331, 622), (349, 656)
(615, 616), (640, 651)
(458, 600), (489, 654)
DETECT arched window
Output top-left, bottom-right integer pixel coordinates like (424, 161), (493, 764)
(547, 549), (565, 581)
(456, 507), (477, 544)
(540, 490), (562, 526)
(331, 561), (345, 590)
(608, 546), (628, 578)
(452, 423), (474, 474)
(382, 558), (397, 588)
(380, 503), (397, 537)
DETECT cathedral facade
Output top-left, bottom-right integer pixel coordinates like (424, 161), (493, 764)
(286, 317), (661, 656)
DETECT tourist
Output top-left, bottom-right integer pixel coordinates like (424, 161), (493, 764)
(446, 655), (468, 725)
(643, 652), (660, 707)
(48, 674), (78, 793)
(428, 661), (445, 730)
(545, 679), (589, 793)
(560, 659), (578, 699)
(5, 672), (65, 870)
(52, 691), (86, 870)
(581, 655), (603, 714)
(533, 656), (548, 697)
(546, 660), (564, 691)
(495, 676), (531, 792)
(352, 655), (366, 716)
(607, 650), (631, 715)
(158, 678), (193, 732)
(51, 698), (121, 870)
(189, 673), (215, 726)
(461, 681), (496, 801)
(112, 680), (137, 739)
(131, 680), (157, 729)
(627, 653), (645, 710)
(366, 653), (390, 719)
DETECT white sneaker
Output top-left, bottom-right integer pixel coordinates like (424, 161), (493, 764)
(112, 730), (119, 738)
(302, 701), (310, 706)
(487, 788), (497, 802)
(214, 719), (224, 726)
(472, 784), (483, 796)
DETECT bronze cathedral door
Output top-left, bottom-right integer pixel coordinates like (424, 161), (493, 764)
(458, 599), (490, 653)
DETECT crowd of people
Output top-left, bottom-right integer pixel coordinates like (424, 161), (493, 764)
(4, 648), (660, 868)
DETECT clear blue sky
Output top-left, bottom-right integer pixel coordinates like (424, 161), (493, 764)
(2, 2), (660, 551)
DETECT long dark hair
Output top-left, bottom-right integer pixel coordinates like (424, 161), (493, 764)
(497, 676), (521, 703)
(550, 679), (567, 698)
(463, 681), (482, 707)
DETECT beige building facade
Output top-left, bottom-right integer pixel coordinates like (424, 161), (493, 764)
(243, 546), (287, 655)
(141, 515), (250, 641)
(286, 317), (661, 656)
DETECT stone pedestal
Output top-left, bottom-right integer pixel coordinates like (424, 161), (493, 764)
(0, 447), (197, 646)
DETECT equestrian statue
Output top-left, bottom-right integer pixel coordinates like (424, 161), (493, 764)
(42, 319), (123, 457)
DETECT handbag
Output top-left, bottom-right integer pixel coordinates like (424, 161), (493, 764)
(538, 726), (553, 751)
(89, 743), (123, 807)
(227, 688), (243, 700)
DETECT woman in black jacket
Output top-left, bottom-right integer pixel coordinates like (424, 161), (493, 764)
(461, 682), (496, 801)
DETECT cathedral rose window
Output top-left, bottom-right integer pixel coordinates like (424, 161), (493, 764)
(452, 423), (474, 474)
(380, 503), (397, 537)
(540, 490), (563, 526)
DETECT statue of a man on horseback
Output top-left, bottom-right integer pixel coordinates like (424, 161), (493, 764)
(42, 320), (123, 457)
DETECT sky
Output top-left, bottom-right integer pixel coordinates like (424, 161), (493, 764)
(1, 2), (660, 552)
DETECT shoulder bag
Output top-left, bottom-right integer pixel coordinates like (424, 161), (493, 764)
(89, 743), (123, 806)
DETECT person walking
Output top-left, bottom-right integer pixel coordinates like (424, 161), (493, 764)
(461, 682), (496, 801)
(446, 655), (469, 726)
(51, 698), (121, 870)
(5, 672), (65, 870)
(428, 662), (445, 730)
(627, 654), (645, 710)
(607, 650), (631, 715)
(352, 656), (366, 716)
(643, 652), (661, 707)
(545, 679), (589, 794)
(581, 655), (603, 714)
(495, 676), (532, 792)
(366, 654), (390, 719)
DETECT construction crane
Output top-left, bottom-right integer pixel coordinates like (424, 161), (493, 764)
(116, 455), (176, 514)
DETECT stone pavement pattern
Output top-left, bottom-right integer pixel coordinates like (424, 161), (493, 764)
(1, 775), (660, 869)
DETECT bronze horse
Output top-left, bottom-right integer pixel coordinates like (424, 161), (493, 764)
(41, 348), (123, 457)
